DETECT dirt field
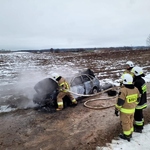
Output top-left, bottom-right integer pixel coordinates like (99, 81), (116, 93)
(0, 49), (150, 150)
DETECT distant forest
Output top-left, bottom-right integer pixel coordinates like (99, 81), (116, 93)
(0, 46), (150, 53)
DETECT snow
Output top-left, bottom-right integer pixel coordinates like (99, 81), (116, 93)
(143, 74), (150, 83)
(0, 52), (150, 149)
(96, 124), (150, 150)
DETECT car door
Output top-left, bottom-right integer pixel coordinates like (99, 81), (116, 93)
(81, 75), (93, 94)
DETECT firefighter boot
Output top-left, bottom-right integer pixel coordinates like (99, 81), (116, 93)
(119, 133), (131, 142)
(56, 101), (63, 111)
(134, 128), (142, 133)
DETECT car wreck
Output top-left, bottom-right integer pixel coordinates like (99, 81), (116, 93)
(33, 69), (116, 112)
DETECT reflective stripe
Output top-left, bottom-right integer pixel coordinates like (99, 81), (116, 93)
(63, 90), (68, 92)
(126, 94), (138, 103)
(57, 102), (63, 106)
(120, 108), (135, 114)
(59, 82), (69, 91)
(135, 121), (143, 126)
(136, 103), (147, 109)
(72, 99), (76, 102)
(123, 127), (133, 135)
(123, 130), (131, 136)
(59, 82), (64, 86)
(115, 104), (122, 109)
(142, 84), (147, 93)
(130, 127), (134, 132)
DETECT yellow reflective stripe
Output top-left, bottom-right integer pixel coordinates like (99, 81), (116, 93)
(59, 82), (69, 89)
(59, 82), (65, 86)
(142, 84), (147, 93)
(135, 121), (143, 126)
(123, 130), (131, 136)
(136, 103), (147, 109)
(57, 102), (63, 106)
(126, 94), (138, 103)
(130, 127), (134, 132)
(135, 101), (139, 104)
(115, 104), (122, 109)
(72, 99), (76, 102)
(63, 90), (68, 92)
(66, 82), (69, 89)
(120, 108), (135, 114)
(123, 127), (134, 135)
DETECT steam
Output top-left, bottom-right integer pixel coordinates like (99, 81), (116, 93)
(11, 70), (48, 109)
(0, 70), (48, 109)
(48, 66), (79, 79)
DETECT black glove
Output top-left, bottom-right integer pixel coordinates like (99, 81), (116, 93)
(115, 109), (119, 116)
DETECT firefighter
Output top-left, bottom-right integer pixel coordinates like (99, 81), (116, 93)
(119, 61), (134, 87)
(52, 73), (77, 111)
(115, 73), (140, 141)
(124, 61), (134, 76)
(131, 66), (147, 133)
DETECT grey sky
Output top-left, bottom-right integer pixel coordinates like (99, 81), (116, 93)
(0, 0), (150, 50)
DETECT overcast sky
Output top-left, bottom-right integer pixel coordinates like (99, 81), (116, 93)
(0, 0), (150, 50)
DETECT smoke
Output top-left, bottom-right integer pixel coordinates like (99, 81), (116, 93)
(0, 70), (48, 109)
(0, 65), (80, 110)
(47, 65), (79, 79)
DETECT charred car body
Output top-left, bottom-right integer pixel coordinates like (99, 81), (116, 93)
(33, 69), (101, 111)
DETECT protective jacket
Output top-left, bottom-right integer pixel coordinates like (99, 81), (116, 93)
(133, 75), (147, 130)
(58, 77), (70, 92)
(115, 85), (140, 136)
(116, 85), (140, 114)
(56, 76), (77, 109)
(133, 75), (147, 109)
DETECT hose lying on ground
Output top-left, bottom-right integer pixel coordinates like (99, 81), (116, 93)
(83, 96), (117, 110)
(68, 87), (118, 110)
(83, 95), (150, 110)
(68, 86), (150, 110)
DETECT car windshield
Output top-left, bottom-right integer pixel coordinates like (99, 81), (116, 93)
(71, 76), (82, 86)
(81, 75), (91, 82)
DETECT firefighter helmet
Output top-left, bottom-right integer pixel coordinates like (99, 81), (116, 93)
(51, 72), (60, 80)
(122, 73), (133, 85)
(131, 66), (143, 76)
(126, 61), (134, 68)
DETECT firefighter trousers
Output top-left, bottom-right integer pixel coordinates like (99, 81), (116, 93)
(134, 109), (144, 130)
(57, 91), (76, 109)
(120, 112), (134, 136)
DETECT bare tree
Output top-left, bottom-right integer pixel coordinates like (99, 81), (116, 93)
(146, 34), (150, 46)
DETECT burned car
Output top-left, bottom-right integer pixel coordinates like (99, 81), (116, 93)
(33, 69), (101, 111)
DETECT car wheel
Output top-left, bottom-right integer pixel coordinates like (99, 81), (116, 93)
(92, 87), (98, 94)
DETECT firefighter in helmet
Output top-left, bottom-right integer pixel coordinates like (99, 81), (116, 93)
(119, 61), (134, 86)
(115, 73), (140, 141)
(124, 61), (134, 76)
(52, 73), (77, 111)
(131, 66), (147, 133)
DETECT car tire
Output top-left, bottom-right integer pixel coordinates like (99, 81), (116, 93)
(92, 87), (98, 94)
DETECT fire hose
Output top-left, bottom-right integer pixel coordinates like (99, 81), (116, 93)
(68, 88), (150, 110)
(83, 94), (150, 110)
(67, 87), (118, 110)
(68, 87), (117, 97)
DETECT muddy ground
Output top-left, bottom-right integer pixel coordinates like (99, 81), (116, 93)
(0, 49), (150, 150)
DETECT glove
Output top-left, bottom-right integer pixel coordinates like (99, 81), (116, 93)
(115, 108), (119, 116)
